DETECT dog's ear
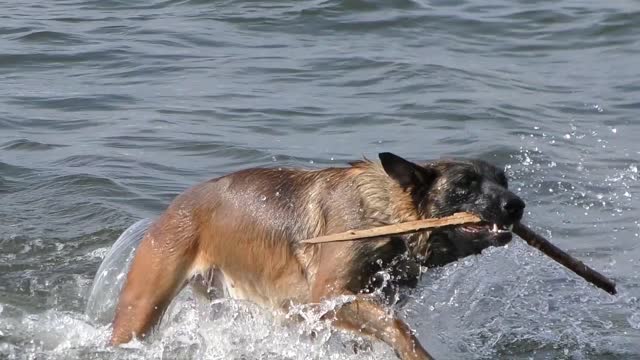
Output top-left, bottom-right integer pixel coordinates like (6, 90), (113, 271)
(379, 152), (436, 188)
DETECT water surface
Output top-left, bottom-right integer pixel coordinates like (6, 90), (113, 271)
(1, 0), (639, 359)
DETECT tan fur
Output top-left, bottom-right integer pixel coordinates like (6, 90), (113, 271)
(351, 160), (420, 225)
(110, 160), (434, 360)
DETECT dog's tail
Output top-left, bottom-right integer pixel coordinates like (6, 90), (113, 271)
(85, 218), (154, 325)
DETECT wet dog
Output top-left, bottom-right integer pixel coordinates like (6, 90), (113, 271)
(109, 152), (525, 360)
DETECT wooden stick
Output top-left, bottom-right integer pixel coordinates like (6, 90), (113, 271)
(301, 212), (482, 244)
(300, 212), (617, 296)
(513, 223), (617, 295)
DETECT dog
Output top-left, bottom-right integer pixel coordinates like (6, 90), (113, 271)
(109, 152), (525, 360)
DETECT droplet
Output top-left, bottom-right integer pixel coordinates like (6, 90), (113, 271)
(628, 312), (640, 330)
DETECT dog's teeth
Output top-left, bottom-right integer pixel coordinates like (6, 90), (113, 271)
(508, 224), (513, 232)
(492, 223), (498, 232)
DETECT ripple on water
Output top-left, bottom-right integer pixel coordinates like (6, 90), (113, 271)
(7, 94), (139, 112)
(1, 139), (68, 151)
(12, 30), (90, 45)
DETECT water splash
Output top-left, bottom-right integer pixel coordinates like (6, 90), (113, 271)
(85, 218), (154, 325)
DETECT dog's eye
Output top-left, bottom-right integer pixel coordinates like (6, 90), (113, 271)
(456, 175), (480, 189)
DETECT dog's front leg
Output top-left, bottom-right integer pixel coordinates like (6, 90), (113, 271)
(325, 296), (434, 360)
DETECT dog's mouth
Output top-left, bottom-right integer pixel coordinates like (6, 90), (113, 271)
(461, 221), (513, 234)
(459, 221), (513, 245)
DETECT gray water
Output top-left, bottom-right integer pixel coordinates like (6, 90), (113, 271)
(1, 0), (639, 359)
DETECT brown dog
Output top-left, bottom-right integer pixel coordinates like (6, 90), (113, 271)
(109, 152), (525, 360)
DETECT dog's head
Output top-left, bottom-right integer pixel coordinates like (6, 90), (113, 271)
(379, 152), (525, 267)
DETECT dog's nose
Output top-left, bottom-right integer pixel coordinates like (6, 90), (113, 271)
(503, 197), (525, 221)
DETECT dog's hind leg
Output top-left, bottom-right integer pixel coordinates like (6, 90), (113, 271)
(109, 212), (200, 345)
(324, 295), (434, 360)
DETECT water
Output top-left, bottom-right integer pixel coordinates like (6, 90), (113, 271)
(1, 0), (639, 358)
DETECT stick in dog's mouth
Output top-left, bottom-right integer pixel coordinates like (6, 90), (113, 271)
(301, 212), (617, 295)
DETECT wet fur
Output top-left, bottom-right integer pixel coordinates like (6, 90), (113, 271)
(109, 153), (524, 360)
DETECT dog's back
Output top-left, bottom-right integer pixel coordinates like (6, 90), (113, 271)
(182, 166), (364, 307)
